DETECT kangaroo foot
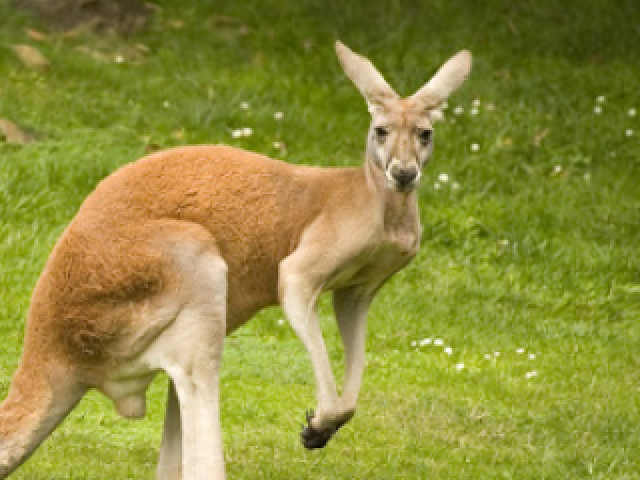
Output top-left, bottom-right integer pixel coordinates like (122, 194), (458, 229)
(300, 410), (337, 450)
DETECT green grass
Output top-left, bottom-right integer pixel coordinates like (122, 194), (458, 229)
(1, 0), (639, 478)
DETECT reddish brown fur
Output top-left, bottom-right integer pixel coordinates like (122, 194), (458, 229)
(21, 145), (368, 367)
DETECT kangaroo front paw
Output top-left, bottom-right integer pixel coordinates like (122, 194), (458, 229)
(300, 410), (336, 450)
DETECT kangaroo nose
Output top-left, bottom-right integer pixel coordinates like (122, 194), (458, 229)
(391, 167), (419, 190)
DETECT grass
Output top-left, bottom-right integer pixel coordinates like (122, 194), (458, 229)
(1, 0), (639, 478)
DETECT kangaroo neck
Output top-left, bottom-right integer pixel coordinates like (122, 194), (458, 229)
(364, 155), (421, 245)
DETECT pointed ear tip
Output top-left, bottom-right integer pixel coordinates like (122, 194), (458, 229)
(458, 49), (473, 65)
(334, 40), (347, 54)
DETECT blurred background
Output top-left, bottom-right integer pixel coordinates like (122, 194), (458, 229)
(1, 1), (639, 478)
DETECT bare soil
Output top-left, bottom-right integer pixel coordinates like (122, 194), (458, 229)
(10, 0), (152, 33)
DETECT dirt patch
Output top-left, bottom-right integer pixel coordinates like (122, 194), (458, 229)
(10, 0), (153, 34)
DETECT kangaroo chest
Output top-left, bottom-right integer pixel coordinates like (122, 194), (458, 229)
(325, 225), (420, 293)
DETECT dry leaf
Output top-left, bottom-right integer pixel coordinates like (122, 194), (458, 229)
(211, 14), (249, 34)
(0, 118), (37, 145)
(119, 44), (150, 64)
(134, 44), (150, 54)
(26, 28), (49, 41)
(145, 2), (162, 13)
(533, 128), (550, 147)
(60, 17), (103, 38)
(11, 44), (50, 72)
(211, 15), (242, 27)
(74, 45), (110, 62)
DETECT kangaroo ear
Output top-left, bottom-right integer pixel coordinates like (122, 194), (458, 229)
(335, 41), (399, 113)
(410, 50), (472, 110)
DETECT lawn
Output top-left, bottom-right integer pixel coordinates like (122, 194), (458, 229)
(1, 0), (639, 478)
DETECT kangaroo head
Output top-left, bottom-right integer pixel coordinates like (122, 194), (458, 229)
(335, 41), (472, 193)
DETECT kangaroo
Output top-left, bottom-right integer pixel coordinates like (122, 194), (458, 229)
(0, 42), (471, 479)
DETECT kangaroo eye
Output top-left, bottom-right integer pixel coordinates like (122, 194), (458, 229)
(374, 126), (389, 139)
(418, 129), (432, 145)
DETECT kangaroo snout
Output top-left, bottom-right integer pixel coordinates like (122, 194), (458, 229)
(388, 163), (420, 191)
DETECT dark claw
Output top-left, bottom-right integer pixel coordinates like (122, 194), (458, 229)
(301, 410), (336, 450)
(301, 425), (335, 449)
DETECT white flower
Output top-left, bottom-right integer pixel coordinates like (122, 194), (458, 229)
(499, 239), (509, 247)
(493, 351), (500, 357)
(438, 173), (449, 183)
(516, 348), (525, 354)
(232, 127), (253, 138)
(470, 107), (479, 116)
(484, 354), (492, 360)
(452, 181), (460, 190)
(626, 129), (634, 137)
(274, 111), (284, 121)
(628, 108), (637, 117)
(554, 165), (563, 174)
(455, 363), (465, 371)
(444, 347), (453, 355)
(593, 105), (602, 114)
(411, 340), (417, 347)
(485, 103), (495, 111)
(584, 172), (591, 182)
(453, 106), (464, 115)
(419, 338), (432, 347)
(470, 143), (480, 152)
(114, 54), (124, 63)
(163, 100), (171, 109)
(240, 101), (250, 110)
(441, 101), (449, 110)
(596, 95), (606, 103)
(528, 353), (536, 360)
(434, 338), (444, 346)
(433, 181), (441, 190)
(277, 318), (285, 326)
(273, 141), (283, 149)
(525, 371), (538, 379)
(472, 98), (481, 107)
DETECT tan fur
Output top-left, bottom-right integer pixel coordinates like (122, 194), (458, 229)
(0, 42), (471, 479)
(36, 148), (316, 354)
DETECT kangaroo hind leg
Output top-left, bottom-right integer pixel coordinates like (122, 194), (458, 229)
(155, 379), (182, 480)
(143, 231), (228, 480)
